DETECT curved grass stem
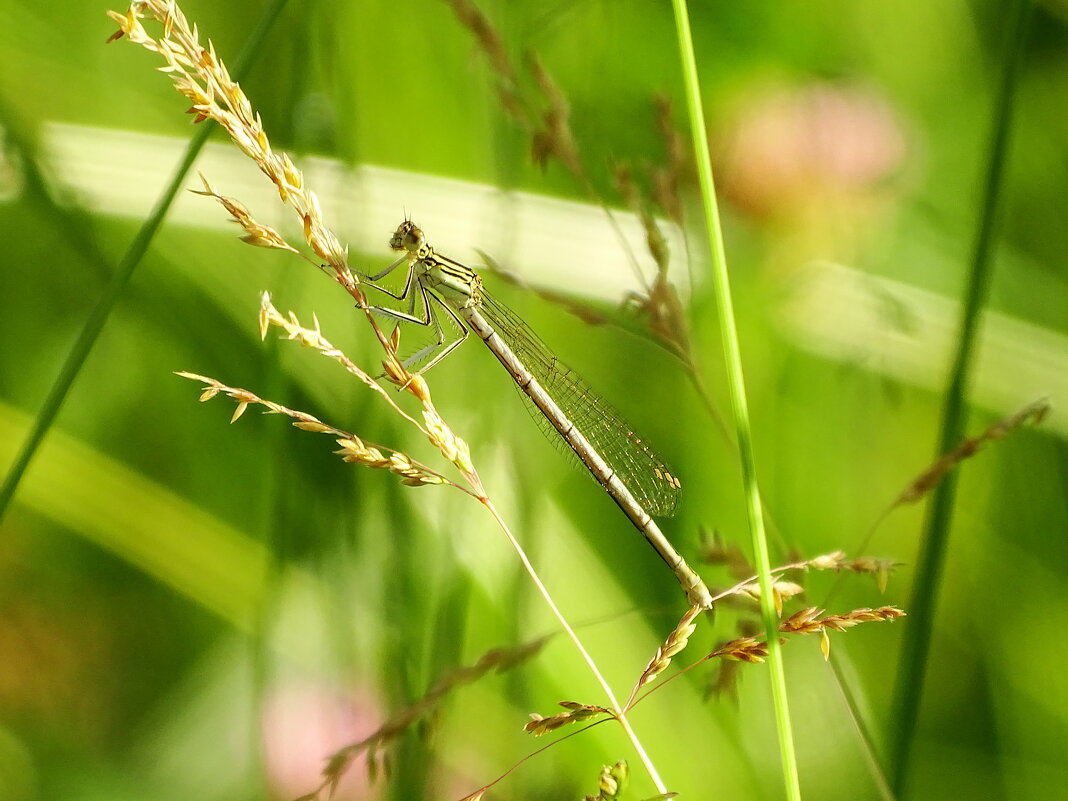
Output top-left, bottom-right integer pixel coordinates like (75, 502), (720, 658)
(479, 498), (669, 796)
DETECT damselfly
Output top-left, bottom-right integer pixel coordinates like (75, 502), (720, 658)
(366, 220), (712, 610)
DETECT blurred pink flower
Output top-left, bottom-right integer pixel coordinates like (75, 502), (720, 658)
(261, 679), (382, 800)
(718, 83), (907, 217)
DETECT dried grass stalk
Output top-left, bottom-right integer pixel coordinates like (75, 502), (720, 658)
(896, 397), (1050, 505)
(524, 701), (614, 737)
(108, 0), (349, 278)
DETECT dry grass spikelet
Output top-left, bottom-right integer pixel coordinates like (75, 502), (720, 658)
(523, 701), (614, 736)
(441, 0), (521, 118)
(422, 408), (474, 476)
(710, 550), (899, 614)
(710, 636), (772, 664)
(177, 372), (450, 488)
(896, 397), (1049, 505)
(701, 528), (754, 579)
(778, 606), (825, 636)
(527, 52), (585, 180)
(305, 636), (550, 799)
(108, 0), (351, 278)
(255, 295), (482, 488)
(778, 606), (905, 660)
(380, 354), (425, 397)
(709, 606), (902, 666)
(611, 163), (693, 361)
(611, 163), (672, 277)
(704, 597), (904, 695)
(630, 606), (700, 698)
(650, 95), (689, 226)
(585, 760), (629, 801)
(809, 551), (849, 571)
(800, 550), (898, 592)
(259, 296), (395, 401)
(739, 579), (805, 614)
(191, 174), (299, 252)
(441, 1), (596, 189)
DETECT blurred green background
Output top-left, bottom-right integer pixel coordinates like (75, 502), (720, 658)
(1, 1), (1066, 799)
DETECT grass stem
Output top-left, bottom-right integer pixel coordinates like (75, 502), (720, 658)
(0, 0), (290, 524)
(889, 0), (1033, 791)
(670, 2), (801, 799)
(480, 499), (668, 795)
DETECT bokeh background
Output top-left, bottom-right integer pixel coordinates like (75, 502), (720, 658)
(1, 1), (1066, 799)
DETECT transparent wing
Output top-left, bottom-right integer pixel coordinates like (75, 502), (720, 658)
(477, 291), (682, 518)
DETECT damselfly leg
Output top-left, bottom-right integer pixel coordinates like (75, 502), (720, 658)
(359, 256), (470, 374)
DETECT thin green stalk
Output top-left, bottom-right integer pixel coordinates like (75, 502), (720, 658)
(889, 0), (1032, 792)
(481, 499), (670, 796)
(0, 0), (291, 523)
(669, 3), (801, 800)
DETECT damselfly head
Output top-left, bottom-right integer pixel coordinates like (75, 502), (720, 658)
(389, 220), (426, 255)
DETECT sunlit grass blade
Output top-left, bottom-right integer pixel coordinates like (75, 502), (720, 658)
(0, 401), (269, 626)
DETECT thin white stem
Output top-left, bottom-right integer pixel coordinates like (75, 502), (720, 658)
(480, 498), (668, 795)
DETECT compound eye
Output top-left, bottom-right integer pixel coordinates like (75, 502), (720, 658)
(404, 225), (425, 251)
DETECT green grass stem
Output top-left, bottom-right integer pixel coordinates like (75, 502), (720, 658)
(889, 0), (1033, 792)
(670, 3), (801, 799)
(0, 0), (291, 524)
